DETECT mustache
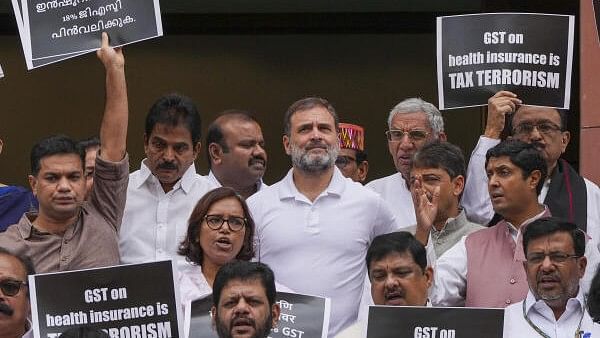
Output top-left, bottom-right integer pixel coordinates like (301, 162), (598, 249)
(0, 302), (14, 316)
(305, 141), (328, 150)
(248, 156), (266, 165)
(231, 314), (256, 328)
(530, 141), (545, 149)
(157, 161), (178, 170)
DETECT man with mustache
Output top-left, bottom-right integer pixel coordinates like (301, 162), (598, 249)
(336, 232), (433, 338)
(211, 261), (280, 338)
(119, 92), (216, 270)
(0, 248), (35, 338)
(248, 97), (399, 336)
(462, 91), (600, 246)
(0, 33), (129, 273)
(431, 140), (599, 308)
(366, 98), (446, 228)
(503, 217), (600, 337)
(206, 110), (268, 199)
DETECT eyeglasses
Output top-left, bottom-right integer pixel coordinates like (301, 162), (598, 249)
(204, 214), (247, 232)
(335, 155), (357, 168)
(0, 279), (27, 297)
(526, 252), (580, 265)
(513, 121), (562, 136)
(385, 129), (429, 142)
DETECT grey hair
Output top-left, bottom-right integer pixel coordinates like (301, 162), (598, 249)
(387, 98), (445, 136)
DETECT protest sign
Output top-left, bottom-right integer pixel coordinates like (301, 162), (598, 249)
(366, 306), (504, 338)
(12, 0), (163, 69)
(437, 13), (574, 110)
(11, 0), (86, 69)
(187, 291), (330, 338)
(29, 260), (182, 338)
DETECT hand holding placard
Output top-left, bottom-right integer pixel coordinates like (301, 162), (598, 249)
(484, 91), (521, 139)
(96, 32), (124, 71)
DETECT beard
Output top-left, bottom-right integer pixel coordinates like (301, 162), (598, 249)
(215, 312), (273, 338)
(290, 141), (339, 174)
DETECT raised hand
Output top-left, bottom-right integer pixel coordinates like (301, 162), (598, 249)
(96, 32), (124, 70)
(484, 90), (522, 139)
(411, 175), (440, 245)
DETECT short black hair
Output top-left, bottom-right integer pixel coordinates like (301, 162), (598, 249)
(411, 140), (466, 179)
(366, 232), (427, 278)
(77, 136), (100, 151)
(485, 140), (547, 195)
(30, 135), (85, 176)
(283, 97), (339, 136)
(205, 110), (259, 168)
(145, 93), (202, 145)
(0, 248), (36, 297)
(212, 261), (276, 308)
(522, 217), (585, 258)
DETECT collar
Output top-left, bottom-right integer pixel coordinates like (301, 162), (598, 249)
(17, 209), (83, 240)
(208, 170), (265, 191)
(525, 288), (585, 319)
(431, 209), (467, 235)
(278, 166), (345, 202)
(135, 159), (198, 194)
(505, 205), (550, 235)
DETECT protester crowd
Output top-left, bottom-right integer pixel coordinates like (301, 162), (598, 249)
(2, 33), (600, 338)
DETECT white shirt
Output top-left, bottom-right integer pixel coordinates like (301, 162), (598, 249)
(503, 289), (600, 338)
(430, 208), (600, 307)
(366, 172), (416, 228)
(119, 161), (216, 271)
(462, 136), (600, 249)
(22, 319), (33, 338)
(248, 167), (400, 336)
(206, 170), (268, 193)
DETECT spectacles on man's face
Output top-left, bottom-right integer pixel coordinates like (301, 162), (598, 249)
(0, 279), (27, 297)
(512, 121), (562, 136)
(526, 252), (580, 265)
(385, 129), (429, 142)
(204, 214), (247, 232)
(335, 155), (357, 169)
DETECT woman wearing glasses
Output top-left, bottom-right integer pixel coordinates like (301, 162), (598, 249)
(178, 187), (255, 305)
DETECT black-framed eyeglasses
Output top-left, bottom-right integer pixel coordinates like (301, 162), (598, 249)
(204, 214), (247, 232)
(385, 129), (429, 142)
(335, 155), (357, 168)
(0, 279), (27, 297)
(513, 121), (562, 136)
(526, 252), (580, 265)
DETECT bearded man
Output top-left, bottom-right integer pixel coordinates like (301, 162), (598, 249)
(247, 97), (400, 336)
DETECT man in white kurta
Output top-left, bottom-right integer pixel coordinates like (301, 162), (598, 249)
(248, 97), (399, 336)
(366, 98), (446, 228)
(119, 94), (216, 271)
(503, 217), (600, 337)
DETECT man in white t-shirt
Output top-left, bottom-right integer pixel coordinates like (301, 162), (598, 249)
(248, 97), (399, 336)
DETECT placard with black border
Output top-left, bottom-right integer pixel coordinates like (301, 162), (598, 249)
(29, 260), (182, 338)
(15, 0), (163, 69)
(436, 13), (574, 110)
(367, 306), (504, 338)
